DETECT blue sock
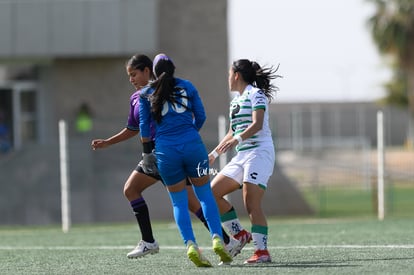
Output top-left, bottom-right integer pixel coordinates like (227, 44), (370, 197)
(168, 189), (195, 245)
(193, 182), (223, 239)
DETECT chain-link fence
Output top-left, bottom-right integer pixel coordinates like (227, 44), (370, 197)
(269, 102), (414, 218)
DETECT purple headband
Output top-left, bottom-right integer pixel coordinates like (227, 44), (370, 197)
(153, 53), (173, 76)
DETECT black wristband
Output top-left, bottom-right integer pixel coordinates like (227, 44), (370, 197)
(142, 142), (153, 154)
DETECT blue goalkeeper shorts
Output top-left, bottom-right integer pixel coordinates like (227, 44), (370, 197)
(155, 139), (209, 186)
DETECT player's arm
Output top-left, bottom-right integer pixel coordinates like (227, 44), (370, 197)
(138, 92), (159, 175)
(211, 107), (266, 163)
(208, 127), (234, 165)
(138, 90), (156, 154)
(189, 83), (206, 130)
(237, 91), (267, 140)
(219, 92), (266, 152)
(138, 92), (152, 143)
(237, 107), (265, 140)
(220, 108), (265, 154)
(91, 128), (138, 150)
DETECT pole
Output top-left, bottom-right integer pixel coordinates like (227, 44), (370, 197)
(218, 115), (227, 170)
(377, 111), (385, 221)
(59, 120), (71, 232)
(218, 115), (229, 202)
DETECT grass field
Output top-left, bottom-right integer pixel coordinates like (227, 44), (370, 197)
(301, 184), (414, 218)
(1, 217), (414, 274)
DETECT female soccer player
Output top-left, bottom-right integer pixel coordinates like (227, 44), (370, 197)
(209, 59), (280, 264)
(139, 53), (232, 267)
(91, 54), (220, 259)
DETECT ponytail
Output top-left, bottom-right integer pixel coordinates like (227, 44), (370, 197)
(232, 59), (282, 102)
(150, 54), (189, 123)
(151, 72), (175, 123)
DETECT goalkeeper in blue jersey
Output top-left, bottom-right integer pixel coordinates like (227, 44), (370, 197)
(139, 53), (232, 267)
(91, 54), (235, 260)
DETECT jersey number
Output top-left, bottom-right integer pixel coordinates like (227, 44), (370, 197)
(161, 88), (188, 116)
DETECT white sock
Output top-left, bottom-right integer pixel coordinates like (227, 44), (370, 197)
(222, 218), (244, 235)
(252, 232), (268, 251)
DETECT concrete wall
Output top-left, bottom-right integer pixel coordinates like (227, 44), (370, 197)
(0, 0), (157, 57)
(158, 0), (230, 145)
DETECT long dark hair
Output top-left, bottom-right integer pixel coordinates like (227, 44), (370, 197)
(150, 54), (189, 123)
(125, 54), (155, 80)
(232, 59), (281, 101)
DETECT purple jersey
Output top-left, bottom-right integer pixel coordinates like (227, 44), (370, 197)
(126, 90), (155, 140)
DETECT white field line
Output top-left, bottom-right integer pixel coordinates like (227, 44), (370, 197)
(0, 245), (414, 250)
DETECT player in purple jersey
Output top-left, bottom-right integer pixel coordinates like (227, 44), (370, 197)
(139, 54), (233, 267)
(91, 54), (224, 259)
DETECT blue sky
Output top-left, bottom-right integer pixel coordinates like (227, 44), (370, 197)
(228, 0), (391, 102)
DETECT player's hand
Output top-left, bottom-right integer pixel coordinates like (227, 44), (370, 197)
(217, 138), (237, 153)
(91, 139), (109, 150)
(142, 152), (158, 175)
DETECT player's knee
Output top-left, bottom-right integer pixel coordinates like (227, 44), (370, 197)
(123, 183), (137, 200)
(123, 186), (130, 199)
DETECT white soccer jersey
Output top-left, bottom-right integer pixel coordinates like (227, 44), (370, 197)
(229, 84), (274, 152)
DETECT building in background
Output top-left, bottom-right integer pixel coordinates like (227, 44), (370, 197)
(0, 0), (233, 225)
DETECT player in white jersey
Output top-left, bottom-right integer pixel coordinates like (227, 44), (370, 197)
(209, 59), (281, 264)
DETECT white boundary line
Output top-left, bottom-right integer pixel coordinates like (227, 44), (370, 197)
(1, 245), (414, 250)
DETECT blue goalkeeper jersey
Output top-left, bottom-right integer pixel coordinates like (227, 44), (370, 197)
(139, 77), (206, 146)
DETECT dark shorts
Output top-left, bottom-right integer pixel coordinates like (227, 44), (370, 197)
(134, 160), (192, 185)
(134, 160), (162, 181)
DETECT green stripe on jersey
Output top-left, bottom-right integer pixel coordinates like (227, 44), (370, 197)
(253, 105), (266, 111)
(232, 121), (252, 128)
(233, 114), (251, 118)
(237, 144), (259, 151)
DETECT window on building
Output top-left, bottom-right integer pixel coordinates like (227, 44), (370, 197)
(0, 83), (38, 151)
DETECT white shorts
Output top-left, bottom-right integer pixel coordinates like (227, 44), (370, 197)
(220, 146), (275, 189)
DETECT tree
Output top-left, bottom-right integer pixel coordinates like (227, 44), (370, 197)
(383, 69), (409, 106)
(367, 0), (414, 147)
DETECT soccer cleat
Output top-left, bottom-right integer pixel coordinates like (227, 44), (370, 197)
(127, 240), (159, 258)
(218, 237), (243, 265)
(212, 234), (233, 265)
(187, 241), (212, 267)
(243, 249), (272, 264)
(225, 236), (243, 257)
(233, 229), (252, 251)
